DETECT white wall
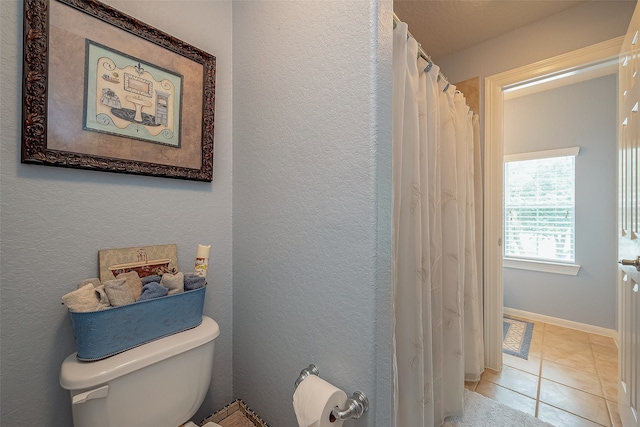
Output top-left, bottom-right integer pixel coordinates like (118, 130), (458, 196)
(503, 75), (618, 328)
(0, 1), (233, 425)
(231, 1), (393, 426)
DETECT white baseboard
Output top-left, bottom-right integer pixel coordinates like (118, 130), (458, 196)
(503, 307), (619, 345)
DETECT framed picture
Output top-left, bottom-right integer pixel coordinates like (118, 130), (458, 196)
(22, 0), (215, 181)
(98, 243), (178, 283)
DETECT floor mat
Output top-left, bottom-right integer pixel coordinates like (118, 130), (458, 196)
(201, 400), (268, 427)
(444, 390), (554, 427)
(503, 316), (534, 359)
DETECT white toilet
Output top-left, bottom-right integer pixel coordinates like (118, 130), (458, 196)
(60, 316), (220, 427)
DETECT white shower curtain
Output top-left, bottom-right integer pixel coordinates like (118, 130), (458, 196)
(392, 21), (484, 427)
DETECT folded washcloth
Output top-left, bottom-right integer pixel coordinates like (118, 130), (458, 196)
(141, 274), (162, 285)
(138, 282), (168, 301)
(160, 272), (184, 295)
(77, 277), (101, 289)
(116, 271), (143, 300)
(183, 273), (206, 291)
(104, 278), (136, 307)
(62, 284), (111, 312)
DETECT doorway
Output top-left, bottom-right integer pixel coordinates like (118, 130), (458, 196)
(482, 37), (624, 371)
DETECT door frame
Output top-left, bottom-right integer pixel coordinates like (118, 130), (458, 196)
(483, 37), (624, 370)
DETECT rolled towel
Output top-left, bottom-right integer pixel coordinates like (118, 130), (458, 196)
(77, 277), (101, 289)
(104, 278), (136, 307)
(141, 274), (162, 285)
(116, 271), (143, 300)
(62, 284), (110, 312)
(95, 285), (111, 306)
(183, 273), (206, 291)
(160, 272), (184, 295)
(138, 281), (169, 301)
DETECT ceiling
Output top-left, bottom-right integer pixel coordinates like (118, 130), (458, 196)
(393, 1), (589, 60)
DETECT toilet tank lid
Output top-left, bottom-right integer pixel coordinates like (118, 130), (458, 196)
(60, 316), (219, 390)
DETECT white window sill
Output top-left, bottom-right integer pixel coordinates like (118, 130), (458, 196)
(503, 258), (580, 276)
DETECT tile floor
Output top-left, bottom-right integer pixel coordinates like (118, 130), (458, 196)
(465, 317), (621, 427)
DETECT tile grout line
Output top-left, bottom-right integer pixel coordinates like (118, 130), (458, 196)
(590, 336), (615, 427)
(534, 321), (544, 419)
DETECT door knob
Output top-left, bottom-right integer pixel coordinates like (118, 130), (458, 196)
(619, 256), (640, 271)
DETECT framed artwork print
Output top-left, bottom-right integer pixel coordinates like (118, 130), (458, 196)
(98, 243), (178, 283)
(22, 0), (216, 181)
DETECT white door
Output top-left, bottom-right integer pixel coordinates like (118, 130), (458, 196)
(618, 3), (640, 426)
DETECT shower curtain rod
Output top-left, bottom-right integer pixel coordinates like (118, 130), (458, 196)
(393, 13), (450, 91)
(393, 13), (429, 61)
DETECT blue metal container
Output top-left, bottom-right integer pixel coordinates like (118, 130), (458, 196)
(68, 286), (206, 361)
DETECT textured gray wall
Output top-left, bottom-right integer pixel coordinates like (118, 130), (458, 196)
(503, 75), (618, 328)
(232, 1), (393, 426)
(0, 1), (233, 425)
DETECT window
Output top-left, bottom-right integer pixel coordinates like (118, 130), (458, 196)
(504, 147), (580, 272)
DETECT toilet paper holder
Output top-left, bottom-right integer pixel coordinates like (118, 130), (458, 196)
(295, 364), (369, 421)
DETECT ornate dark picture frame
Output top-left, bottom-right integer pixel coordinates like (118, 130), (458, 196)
(22, 0), (215, 181)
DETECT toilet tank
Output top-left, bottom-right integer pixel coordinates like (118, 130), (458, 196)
(60, 316), (220, 427)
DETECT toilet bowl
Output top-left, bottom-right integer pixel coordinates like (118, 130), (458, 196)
(60, 316), (220, 427)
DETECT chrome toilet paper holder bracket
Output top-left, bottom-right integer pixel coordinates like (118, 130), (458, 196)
(330, 390), (369, 421)
(294, 364), (320, 389)
(294, 364), (369, 421)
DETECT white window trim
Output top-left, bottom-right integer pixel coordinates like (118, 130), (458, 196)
(503, 146), (580, 267)
(504, 146), (580, 163)
(504, 257), (581, 276)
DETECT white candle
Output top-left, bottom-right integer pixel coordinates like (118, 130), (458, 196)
(194, 244), (211, 278)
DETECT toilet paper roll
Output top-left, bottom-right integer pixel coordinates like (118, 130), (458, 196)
(293, 375), (348, 427)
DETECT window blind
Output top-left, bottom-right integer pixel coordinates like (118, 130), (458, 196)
(504, 155), (575, 263)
